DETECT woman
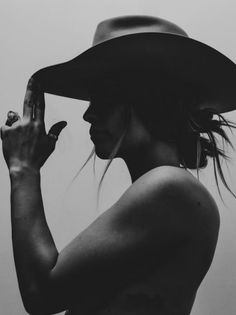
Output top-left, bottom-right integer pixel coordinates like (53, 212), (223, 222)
(1, 16), (236, 315)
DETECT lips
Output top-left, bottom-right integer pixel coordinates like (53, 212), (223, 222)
(89, 128), (107, 137)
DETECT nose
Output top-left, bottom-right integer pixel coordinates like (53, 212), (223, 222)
(83, 102), (98, 123)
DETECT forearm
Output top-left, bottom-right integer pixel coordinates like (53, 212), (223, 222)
(9, 166), (58, 310)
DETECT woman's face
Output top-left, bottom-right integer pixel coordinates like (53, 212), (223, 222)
(83, 91), (129, 159)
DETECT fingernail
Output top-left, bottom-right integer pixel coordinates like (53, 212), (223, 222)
(27, 77), (35, 89)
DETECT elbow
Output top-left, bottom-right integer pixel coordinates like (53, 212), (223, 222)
(24, 298), (56, 315)
(20, 284), (49, 314)
(24, 302), (46, 315)
(22, 286), (67, 315)
(22, 289), (48, 314)
(23, 300), (43, 314)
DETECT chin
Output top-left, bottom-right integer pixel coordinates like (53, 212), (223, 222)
(94, 145), (120, 160)
(94, 147), (112, 160)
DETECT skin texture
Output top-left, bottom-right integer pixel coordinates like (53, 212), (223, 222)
(0, 78), (220, 315)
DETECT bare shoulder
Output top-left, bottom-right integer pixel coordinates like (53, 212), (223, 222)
(149, 166), (220, 232)
(122, 165), (220, 239)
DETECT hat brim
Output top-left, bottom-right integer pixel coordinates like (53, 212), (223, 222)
(33, 32), (236, 113)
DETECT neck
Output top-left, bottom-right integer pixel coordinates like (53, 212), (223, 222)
(121, 139), (183, 183)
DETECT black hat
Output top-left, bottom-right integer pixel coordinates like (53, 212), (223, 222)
(33, 15), (236, 114)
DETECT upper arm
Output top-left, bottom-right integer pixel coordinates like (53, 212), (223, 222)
(36, 169), (198, 313)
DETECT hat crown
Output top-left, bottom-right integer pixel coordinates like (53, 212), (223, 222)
(93, 15), (188, 45)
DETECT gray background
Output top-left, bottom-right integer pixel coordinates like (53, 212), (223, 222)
(1, 1), (236, 314)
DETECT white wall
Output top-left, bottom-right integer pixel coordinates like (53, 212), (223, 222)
(1, 1), (236, 314)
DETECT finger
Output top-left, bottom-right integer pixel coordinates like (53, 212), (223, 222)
(23, 77), (37, 120)
(48, 121), (67, 140)
(35, 84), (45, 123)
(0, 125), (10, 140)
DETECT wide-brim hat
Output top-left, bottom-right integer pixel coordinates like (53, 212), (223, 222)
(33, 15), (236, 114)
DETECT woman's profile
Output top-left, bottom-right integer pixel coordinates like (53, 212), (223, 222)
(1, 15), (236, 315)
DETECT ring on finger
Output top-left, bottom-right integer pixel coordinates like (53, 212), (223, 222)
(6, 111), (20, 126)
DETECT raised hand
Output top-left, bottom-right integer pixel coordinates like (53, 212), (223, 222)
(1, 77), (67, 172)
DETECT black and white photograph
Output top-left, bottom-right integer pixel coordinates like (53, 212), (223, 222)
(1, 1), (236, 314)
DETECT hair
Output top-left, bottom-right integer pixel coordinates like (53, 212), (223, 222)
(65, 76), (236, 210)
(179, 107), (236, 204)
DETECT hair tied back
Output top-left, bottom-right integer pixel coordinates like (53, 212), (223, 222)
(188, 108), (216, 134)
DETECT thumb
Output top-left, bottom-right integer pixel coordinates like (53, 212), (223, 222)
(48, 121), (67, 138)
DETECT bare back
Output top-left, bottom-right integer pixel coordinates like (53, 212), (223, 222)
(66, 166), (220, 315)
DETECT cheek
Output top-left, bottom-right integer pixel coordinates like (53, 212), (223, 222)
(106, 106), (128, 137)
(122, 112), (152, 148)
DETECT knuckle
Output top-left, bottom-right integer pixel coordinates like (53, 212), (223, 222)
(33, 121), (45, 135)
(19, 120), (28, 128)
(33, 121), (43, 130)
(22, 117), (31, 124)
(33, 121), (40, 128)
